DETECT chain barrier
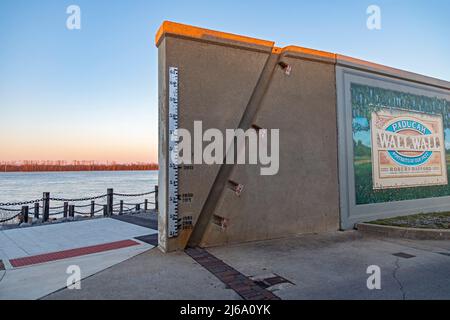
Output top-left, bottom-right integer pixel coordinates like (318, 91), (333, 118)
(0, 207), (22, 212)
(49, 211), (65, 216)
(0, 213), (21, 223)
(0, 199), (43, 207)
(49, 205), (65, 210)
(49, 194), (108, 202)
(74, 208), (104, 215)
(113, 191), (155, 197)
(1, 189), (156, 225)
(123, 202), (146, 206)
(73, 203), (93, 208)
(94, 203), (108, 207)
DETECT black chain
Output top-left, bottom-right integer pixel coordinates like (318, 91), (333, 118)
(74, 210), (92, 215)
(0, 213), (21, 223)
(49, 205), (65, 210)
(123, 202), (146, 206)
(113, 191), (154, 197)
(49, 211), (65, 216)
(49, 194), (107, 202)
(0, 207), (22, 212)
(74, 208), (103, 215)
(73, 203), (93, 208)
(1, 190), (154, 206)
(0, 199), (43, 206)
(94, 203), (108, 207)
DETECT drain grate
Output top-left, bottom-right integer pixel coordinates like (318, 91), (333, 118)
(393, 252), (416, 259)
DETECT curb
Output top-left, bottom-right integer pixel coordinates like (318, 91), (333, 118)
(356, 223), (450, 240)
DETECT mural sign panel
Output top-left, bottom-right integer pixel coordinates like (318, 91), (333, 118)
(371, 108), (447, 189)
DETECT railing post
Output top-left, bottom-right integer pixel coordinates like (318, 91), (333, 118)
(63, 202), (68, 218)
(155, 185), (159, 212)
(144, 199), (148, 211)
(69, 205), (75, 218)
(22, 205), (29, 223)
(119, 200), (123, 215)
(103, 205), (108, 217)
(34, 202), (40, 219)
(135, 203), (140, 213)
(90, 201), (95, 217)
(43, 192), (50, 222)
(107, 188), (113, 216)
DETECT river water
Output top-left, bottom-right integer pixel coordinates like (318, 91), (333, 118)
(0, 171), (158, 221)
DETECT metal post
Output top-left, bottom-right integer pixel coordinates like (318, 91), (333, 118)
(119, 200), (124, 215)
(144, 199), (148, 211)
(34, 202), (40, 219)
(103, 205), (108, 217)
(22, 206), (29, 223)
(69, 205), (75, 218)
(155, 185), (159, 212)
(43, 192), (50, 222)
(135, 204), (140, 213)
(63, 202), (69, 218)
(90, 201), (95, 217)
(107, 188), (113, 216)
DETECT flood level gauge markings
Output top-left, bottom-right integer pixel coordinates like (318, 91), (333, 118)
(168, 66), (179, 238)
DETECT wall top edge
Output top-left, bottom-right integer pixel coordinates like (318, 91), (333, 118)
(155, 21), (450, 89)
(155, 21), (275, 49)
(336, 55), (450, 90)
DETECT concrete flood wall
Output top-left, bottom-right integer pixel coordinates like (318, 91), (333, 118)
(156, 21), (450, 252)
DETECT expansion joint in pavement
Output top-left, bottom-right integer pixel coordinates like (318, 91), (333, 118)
(392, 257), (406, 300)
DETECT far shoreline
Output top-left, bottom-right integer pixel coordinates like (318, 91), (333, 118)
(0, 169), (159, 173)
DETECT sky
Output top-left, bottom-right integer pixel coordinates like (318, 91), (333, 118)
(0, 0), (449, 163)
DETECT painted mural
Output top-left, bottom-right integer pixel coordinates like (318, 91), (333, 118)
(351, 83), (450, 205)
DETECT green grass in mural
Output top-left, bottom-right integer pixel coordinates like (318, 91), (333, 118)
(354, 158), (450, 205)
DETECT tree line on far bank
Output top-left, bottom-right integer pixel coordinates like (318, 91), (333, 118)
(0, 161), (158, 172)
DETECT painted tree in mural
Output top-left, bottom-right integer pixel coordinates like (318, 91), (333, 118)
(351, 84), (450, 129)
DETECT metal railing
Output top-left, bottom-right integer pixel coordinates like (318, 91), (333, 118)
(0, 185), (159, 225)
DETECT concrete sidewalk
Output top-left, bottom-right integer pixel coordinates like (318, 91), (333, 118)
(0, 218), (156, 260)
(44, 231), (450, 300)
(0, 216), (157, 299)
(44, 249), (239, 300)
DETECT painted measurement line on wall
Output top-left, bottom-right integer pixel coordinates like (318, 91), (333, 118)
(168, 66), (179, 238)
